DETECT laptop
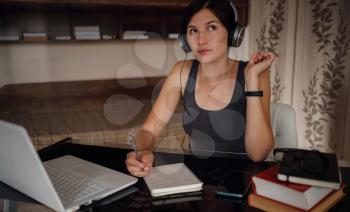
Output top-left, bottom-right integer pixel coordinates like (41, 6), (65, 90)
(0, 120), (138, 212)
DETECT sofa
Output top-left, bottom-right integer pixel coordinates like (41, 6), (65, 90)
(0, 77), (186, 153)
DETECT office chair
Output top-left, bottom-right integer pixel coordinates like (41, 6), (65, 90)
(269, 103), (298, 157)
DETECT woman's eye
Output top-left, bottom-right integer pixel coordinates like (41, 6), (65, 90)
(208, 25), (217, 31)
(189, 28), (198, 34)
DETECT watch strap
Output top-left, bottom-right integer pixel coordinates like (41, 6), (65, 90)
(245, 91), (263, 97)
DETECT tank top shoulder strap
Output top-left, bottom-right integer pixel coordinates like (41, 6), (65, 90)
(236, 60), (248, 87)
(184, 60), (199, 94)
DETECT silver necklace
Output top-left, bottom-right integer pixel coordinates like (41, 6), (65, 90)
(200, 62), (235, 94)
(209, 84), (220, 93)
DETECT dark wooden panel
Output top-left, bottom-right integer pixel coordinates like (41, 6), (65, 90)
(0, 0), (248, 43)
(0, 0), (191, 7)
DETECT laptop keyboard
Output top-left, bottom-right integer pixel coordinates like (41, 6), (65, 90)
(45, 165), (107, 204)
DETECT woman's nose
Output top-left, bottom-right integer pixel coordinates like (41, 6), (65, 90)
(197, 31), (208, 45)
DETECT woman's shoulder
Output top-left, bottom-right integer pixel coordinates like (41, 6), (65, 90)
(163, 60), (195, 88)
(170, 59), (195, 76)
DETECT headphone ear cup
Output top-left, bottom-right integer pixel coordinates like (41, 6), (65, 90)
(178, 33), (191, 53)
(231, 24), (245, 47)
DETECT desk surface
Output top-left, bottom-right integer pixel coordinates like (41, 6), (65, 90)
(1, 143), (349, 212)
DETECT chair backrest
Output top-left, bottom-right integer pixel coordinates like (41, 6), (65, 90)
(270, 103), (298, 149)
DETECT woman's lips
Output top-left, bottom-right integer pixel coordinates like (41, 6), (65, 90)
(197, 49), (211, 55)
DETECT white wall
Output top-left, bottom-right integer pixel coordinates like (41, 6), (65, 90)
(229, 25), (250, 61)
(0, 29), (250, 88)
(0, 39), (186, 87)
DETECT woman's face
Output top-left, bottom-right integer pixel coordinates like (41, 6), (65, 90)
(187, 9), (229, 64)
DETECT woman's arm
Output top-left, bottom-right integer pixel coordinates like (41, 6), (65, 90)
(126, 61), (187, 176)
(136, 61), (186, 151)
(244, 52), (275, 162)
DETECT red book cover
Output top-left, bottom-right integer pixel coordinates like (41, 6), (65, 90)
(256, 166), (310, 191)
(252, 165), (333, 210)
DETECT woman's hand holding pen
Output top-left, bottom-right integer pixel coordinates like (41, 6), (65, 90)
(126, 150), (154, 177)
(126, 130), (155, 177)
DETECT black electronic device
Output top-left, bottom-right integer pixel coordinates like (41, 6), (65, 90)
(274, 148), (342, 189)
(215, 170), (252, 199)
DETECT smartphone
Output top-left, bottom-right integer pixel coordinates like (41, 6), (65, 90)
(215, 170), (252, 199)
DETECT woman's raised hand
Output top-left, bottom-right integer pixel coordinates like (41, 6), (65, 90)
(245, 51), (277, 78)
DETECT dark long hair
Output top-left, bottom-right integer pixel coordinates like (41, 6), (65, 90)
(180, 0), (237, 35)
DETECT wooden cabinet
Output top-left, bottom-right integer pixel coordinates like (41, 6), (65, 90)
(0, 0), (248, 43)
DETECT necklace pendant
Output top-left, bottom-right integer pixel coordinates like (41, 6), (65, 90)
(209, 85), (218, 94)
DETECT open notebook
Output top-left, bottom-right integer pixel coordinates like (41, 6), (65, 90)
(143, 163), (203, 197)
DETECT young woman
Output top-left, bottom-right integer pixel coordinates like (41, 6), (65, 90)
(126, 0), (275, 177)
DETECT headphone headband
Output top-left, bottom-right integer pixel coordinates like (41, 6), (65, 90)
(227, 0), (239, 23)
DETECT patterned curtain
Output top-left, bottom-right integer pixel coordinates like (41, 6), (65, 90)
(248, 0), (350, 160)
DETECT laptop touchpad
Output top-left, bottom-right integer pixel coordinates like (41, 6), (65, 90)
(73, 165), (111, 178)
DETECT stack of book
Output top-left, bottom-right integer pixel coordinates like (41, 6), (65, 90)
(0, 15), (20, 41)
(122, 30), (149, 40)
(102, 34), (114, 40)
(22, 32), (48, 42)
(74, 26), (100, 40)
(249, 151), (345, 211)
(0, 31), (19, 41)
(54, 35), (71, 41)
(168, 33), (178, 39)
(0, 35), (20, 41)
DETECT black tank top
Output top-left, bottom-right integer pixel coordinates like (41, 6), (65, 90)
(183, 60), (248, 158)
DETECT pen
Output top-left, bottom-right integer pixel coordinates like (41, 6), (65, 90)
(127, 134), (141, 161)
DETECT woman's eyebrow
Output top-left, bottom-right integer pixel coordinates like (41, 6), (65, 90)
(206, 20), (219, 25)
(187, 25), (197, 29)
(187, 20), (219, 28)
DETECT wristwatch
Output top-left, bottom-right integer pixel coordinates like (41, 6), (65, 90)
(245, 91), (263, 97)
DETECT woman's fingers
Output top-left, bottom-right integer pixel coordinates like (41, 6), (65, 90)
(251, 51), (276, 65)
(126, 158), (144, 169)
(126, 151), (154, 177)
(126, 163), (147, 177)
(140, 152), (154, 168)
(126, 152), (144, 169)
(127, 165), (152, 177)
(246, 51), (277, 77)
(252, 52), (276, 68)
